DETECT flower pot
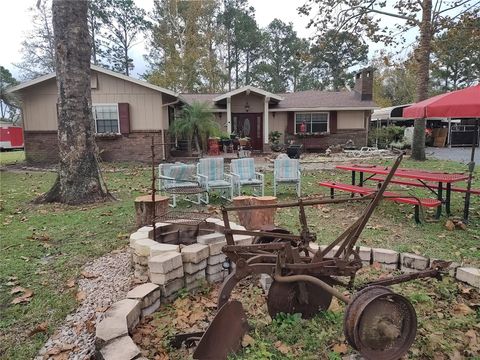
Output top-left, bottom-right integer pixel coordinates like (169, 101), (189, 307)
(208, 138), (220, 155)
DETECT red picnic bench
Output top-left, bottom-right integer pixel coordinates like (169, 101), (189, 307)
(318, 181), (441, 223)
(367, 176), (480, 195)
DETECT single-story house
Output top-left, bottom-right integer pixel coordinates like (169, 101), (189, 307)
(8, 65), (377, 164)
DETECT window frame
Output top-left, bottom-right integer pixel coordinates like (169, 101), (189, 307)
(294, 112), (330, 134)
(92, 103), (121, 135)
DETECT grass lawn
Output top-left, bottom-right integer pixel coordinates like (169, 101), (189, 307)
(0, 150), (25, 166)
(0, 155), (479, 359)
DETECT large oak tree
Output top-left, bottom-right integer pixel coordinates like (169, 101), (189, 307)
(37, 0), (111, 205)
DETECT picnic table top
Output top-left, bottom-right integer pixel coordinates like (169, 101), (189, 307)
(336, 164), (469, 183)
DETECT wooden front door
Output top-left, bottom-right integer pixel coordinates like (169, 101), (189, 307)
(232, 113), (263, 150)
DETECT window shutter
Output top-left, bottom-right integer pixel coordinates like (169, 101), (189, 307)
(118, 103), (130, 134)
(286, 112), (294, 134)
(330, 111), (337, 134)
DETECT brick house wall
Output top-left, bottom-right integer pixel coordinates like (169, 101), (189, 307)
(24, 130), (165, 164)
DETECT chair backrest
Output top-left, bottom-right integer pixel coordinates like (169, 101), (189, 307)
(274, 158), (300, 180)
(198, 158), (224, 181)
(231, 158), (255, 180)
(159, 163), (195, 186)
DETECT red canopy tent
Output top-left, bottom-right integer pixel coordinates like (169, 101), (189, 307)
(403, 85), (480, 119)
(403, 84), (480, 222)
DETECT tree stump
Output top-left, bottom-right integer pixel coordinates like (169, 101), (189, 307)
(233, 195), (277, 230)
(134, 195), (169, 228)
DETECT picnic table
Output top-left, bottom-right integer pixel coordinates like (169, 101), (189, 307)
(335, 164), (471, 218)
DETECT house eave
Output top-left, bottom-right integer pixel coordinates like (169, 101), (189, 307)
(269, 106), (379, 112)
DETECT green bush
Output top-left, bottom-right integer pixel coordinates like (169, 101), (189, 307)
(368, 126), (405, 149)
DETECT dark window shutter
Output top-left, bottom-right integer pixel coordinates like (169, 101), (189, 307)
(286, 111), (294, 134)
(330, 111), (337, 134)
(118, 103), (130, 134)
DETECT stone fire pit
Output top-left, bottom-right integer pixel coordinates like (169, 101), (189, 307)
(130, 217), (252, 303)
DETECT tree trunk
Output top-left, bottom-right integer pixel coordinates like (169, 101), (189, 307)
(37, 0), (111, 205)
(411, 0), (433, 161)
(134, 195), (169, 228)
(233, 196), (277, 230)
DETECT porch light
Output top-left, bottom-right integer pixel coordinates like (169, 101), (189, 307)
(245, 102), (250, 112)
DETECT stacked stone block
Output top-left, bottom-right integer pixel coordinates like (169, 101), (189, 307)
(198, 232), (229, 283)
(149, 252), (184, 303)
(400, 253), (429, 274)
(126, 283), (161, 317)
(181, 243), (209, 292)
(372, 248), (399, 270)
(132, 238), (157, 283)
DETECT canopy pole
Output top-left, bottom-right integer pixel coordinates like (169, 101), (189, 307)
(447, 118), (451, 148)
(463, 121), (478, 223)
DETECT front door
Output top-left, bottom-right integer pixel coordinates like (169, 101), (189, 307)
(232, 113), (263, 150)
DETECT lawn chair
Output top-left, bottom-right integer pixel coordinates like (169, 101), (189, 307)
(230, 158), (264, 196)
(197, 158), (234, 203)
(273, 158), (301, 197)
(159, 163), (207, 207)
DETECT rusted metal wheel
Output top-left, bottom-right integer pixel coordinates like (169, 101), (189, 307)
(267, 277), (333, 319)
(253, 225), (292, 244)
(344, 286), (417, 360)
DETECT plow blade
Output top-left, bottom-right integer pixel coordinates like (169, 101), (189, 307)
(193, 300), (249, 360)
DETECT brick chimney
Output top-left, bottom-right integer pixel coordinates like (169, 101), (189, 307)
(354, 68), (373, 101)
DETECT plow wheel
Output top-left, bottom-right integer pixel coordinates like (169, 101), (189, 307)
(267, 277), (333, 319)
(344, 286), (417, 360)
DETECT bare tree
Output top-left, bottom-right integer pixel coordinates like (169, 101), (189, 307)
(36, 0), (112, 205)
(14, 1), (56, 79)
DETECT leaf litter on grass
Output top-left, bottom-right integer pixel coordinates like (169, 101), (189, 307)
(132, 267), (480, 360)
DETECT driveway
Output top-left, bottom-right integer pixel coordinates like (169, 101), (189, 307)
(426, 146), (477, 163)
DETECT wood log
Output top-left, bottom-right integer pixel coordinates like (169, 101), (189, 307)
(134, 195), (169, 228)
(233, 195), (277, 230)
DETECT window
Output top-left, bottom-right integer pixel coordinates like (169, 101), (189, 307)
(295, 112), (329, 134)
(93, 104), (119, 134)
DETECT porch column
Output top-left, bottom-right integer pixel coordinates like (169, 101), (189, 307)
(227, 97), (232, 133)
(264, 97), (269, 144)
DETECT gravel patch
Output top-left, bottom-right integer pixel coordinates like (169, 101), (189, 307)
(35, 248), (133, 360)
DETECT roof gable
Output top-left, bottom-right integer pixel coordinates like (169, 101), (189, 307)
(212, 85), (283, 102)
(8, 65), (179, 98)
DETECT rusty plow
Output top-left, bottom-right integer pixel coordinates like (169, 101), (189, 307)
(171, 155), (451, 360)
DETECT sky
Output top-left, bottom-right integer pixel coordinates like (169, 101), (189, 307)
(0, 0), (414, 80)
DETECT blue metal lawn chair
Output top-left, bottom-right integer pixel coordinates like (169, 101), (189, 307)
(158, 163), (207, 207)
(230, 158), (264, 196)
(197, 158), (234, 203)
(273, 158), (301, 197)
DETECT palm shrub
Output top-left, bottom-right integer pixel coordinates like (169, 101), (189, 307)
(171, 101), (220, 154)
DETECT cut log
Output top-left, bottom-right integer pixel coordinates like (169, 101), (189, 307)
(134, 195), (169, 228)
(233, 196), (277, 230)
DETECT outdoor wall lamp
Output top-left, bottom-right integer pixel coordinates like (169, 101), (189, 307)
(245, 102), (250, 112)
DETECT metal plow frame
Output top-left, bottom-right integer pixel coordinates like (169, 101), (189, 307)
(172, 154), (451, 360)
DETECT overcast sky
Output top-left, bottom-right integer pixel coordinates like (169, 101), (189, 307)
(0, 0), (414, 80)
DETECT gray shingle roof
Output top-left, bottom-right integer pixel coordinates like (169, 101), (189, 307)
(180, 89), (377, 109)
(274, 90), (376, 109)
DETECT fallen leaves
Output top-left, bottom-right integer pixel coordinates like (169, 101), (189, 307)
(29, 322), (48, 336)
(11, 286), (34, 304)
(66, 279), (75, 288)
(332, 342), (348, 354)
(452, 303), (475, 316)
(241, 334), (255, 347)
(274, 341), (290, 354)
(75, 291), (87, 303)
(80, 271), (98, 279)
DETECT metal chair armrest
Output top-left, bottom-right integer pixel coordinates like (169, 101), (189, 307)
(255, 172), (264, 181)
